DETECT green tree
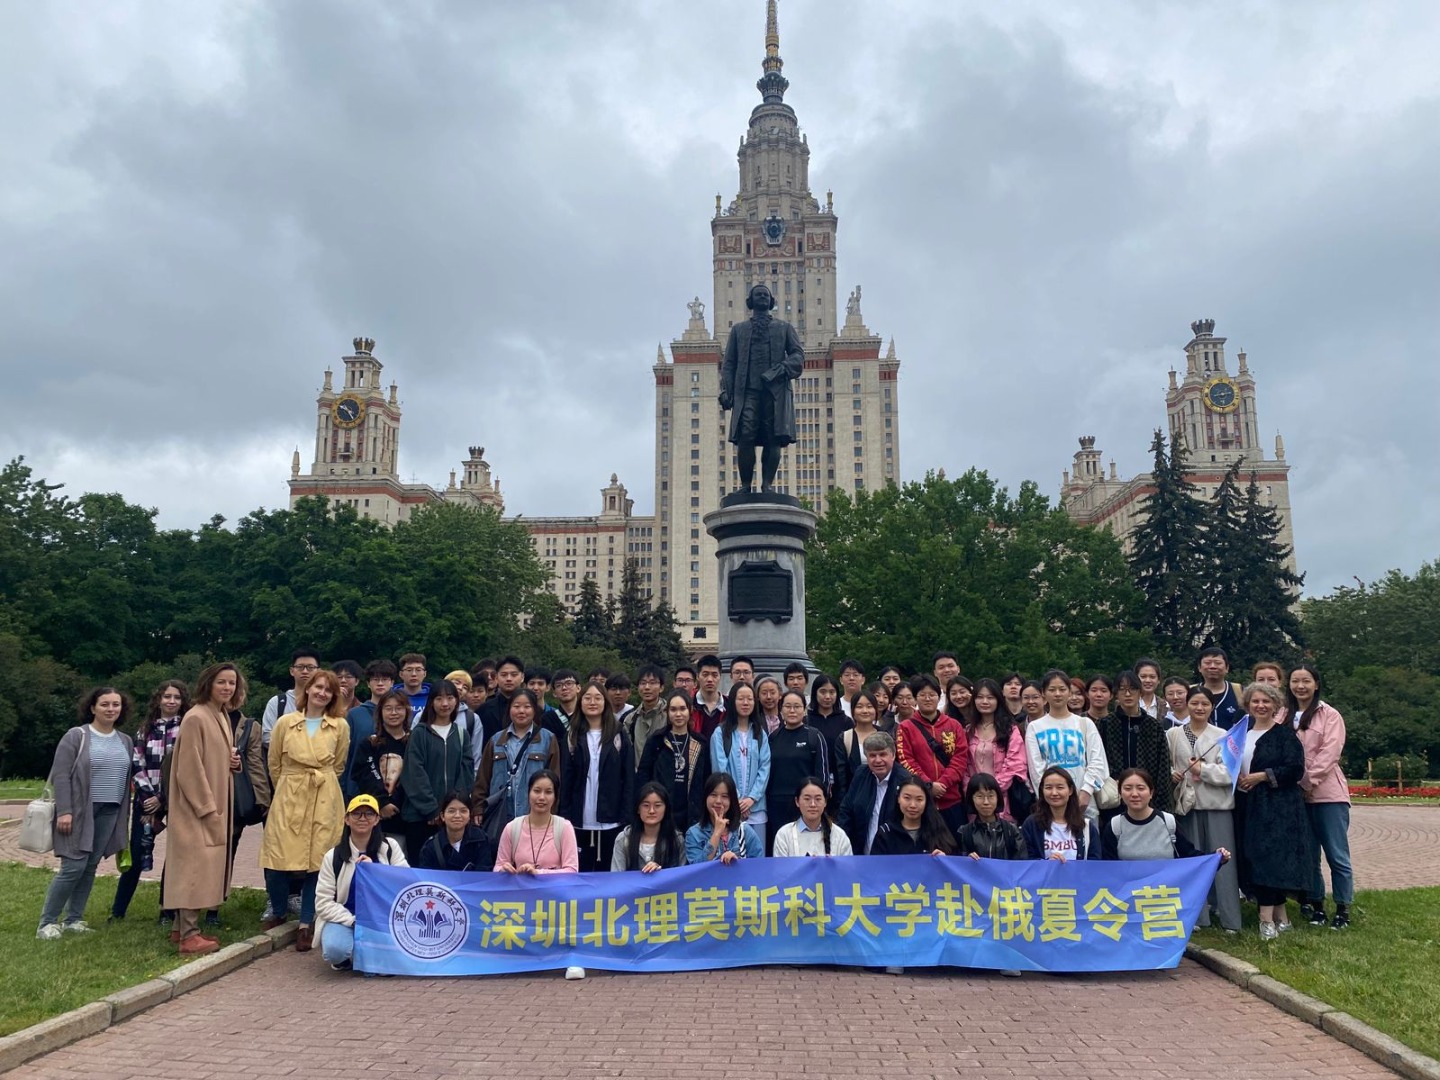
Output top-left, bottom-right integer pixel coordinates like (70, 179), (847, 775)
(807, 470), (1153, 676)
(1127, 431), (1210, 658)
(1302, 562), (1440, 676)
(611, 558), (686, 672)
(571, 577), (613, 650)
(1326, 664), (1440, 777)
(0, 633), (87, 778)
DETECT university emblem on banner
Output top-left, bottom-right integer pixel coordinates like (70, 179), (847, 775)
(390, 882), (469, 960)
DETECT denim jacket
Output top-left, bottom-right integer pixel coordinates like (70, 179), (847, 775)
(684, 821), (762, 864)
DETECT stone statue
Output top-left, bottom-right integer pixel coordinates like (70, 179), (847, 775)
(688, 296), (705, 322)
(846, 285), (861, 318)
(718, 283), (804, 493)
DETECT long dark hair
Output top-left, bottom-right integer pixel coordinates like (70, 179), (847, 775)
(794, 776), (834, 854)
(78, 686), (130, 727)
(808, 675), (839, 717)
(702, 771), (742, 832)
(848, 689), (881, 728)
(624, 782), (682, 870)
(1033, 765), (1085, 839)
(570, 682), (619, 752)
(891, 777), (955, 854)
(968, 677), (1015, 749)
(1287, 663), (1324, 731)
(369, 688), (413, 745)
(720, 682), (765, 754)
(144, 679), (191, 728)
(331, 805), (387, 877)
(945, 675), (977, 725)
(417, 679), (462, 727)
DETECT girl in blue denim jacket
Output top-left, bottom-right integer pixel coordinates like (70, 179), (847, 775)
(685, 772), (763, 864)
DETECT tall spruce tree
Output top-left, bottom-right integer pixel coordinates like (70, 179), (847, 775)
(571, 576), (613, 649)
(1226, 471), (1305, 663)
(1128, 430), (1211, 656)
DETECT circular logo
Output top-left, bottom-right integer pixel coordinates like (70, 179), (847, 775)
(390, 882), (470, 960)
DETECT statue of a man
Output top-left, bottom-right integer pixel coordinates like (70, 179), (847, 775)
(718, 283), (804, 493)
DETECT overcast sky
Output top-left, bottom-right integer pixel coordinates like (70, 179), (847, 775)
(3, 1), (1436, 596)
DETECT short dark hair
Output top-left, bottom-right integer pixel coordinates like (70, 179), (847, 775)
(474, 658), (497, 673)
(586, 667), (610, 682)
(365, 658), (398, 680)
(291, 647), (322, 665)
(605, 672), (632, 691)
(1198, 646), (1228, 663)
(697, 654), (721, 673)
(783, 661), (809, 678)
(526, 666), (553, 685)
(495, 655), (525, 674)
(553, 668), (580, 685)
(637, 664), (665, 684)
(908, 673), (941, 697)
(839, 659), (864, 676)
(332, 659), (363, 680)
(1114, 669), (1143, 693)
(79, 686), (131, 726)
(931, 650), (958, 667)
(730, 655), (754, 672)
(1085, 673), (1115, 693)
(674, 664), (696, 680)
(398, 652), (426, 669)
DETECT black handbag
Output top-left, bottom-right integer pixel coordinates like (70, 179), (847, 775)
(1007, 780), (1035, 823)
(233, 717), (267, 826)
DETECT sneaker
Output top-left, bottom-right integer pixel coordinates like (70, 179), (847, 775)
(884, 965), (905, 975)
(204, 911), (221, 928)
(1298, 902), (1316, 923)
(63, 920), (93, 934)
(260, 903), (275, 922)
(287, 895), (303, 917)
(1276, 920), (1293, 933)
(564, 966), (587, 981)
(330, 960), (353, 972)
(1331, 906), (1350, 930)
(1307, 904), (1328, 927)
(158, 912), (175, 927)
(1259, 921), (1278, 941)
(1000, 969), (1022, 978)
(36, 923), (63, 941)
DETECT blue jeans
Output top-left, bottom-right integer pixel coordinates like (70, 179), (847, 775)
(40, 803), (121, 928)
(320, 922), (354, 965)
(264, 869), (318, 924)
(1307, 802), (1354, 905)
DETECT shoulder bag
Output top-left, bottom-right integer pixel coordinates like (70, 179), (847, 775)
(19, 783), (56, 854)
(483, 728), (537, 846)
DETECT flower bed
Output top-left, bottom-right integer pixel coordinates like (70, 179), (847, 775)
(1348, 784), (1440, 799)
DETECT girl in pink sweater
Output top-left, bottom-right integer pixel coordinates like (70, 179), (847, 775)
(1288, 665), (1353, 929)
(494, 769), (584, 979)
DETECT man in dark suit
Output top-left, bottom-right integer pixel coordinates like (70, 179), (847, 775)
(837, 731), (914, 854)
(718, 283), (805, 493)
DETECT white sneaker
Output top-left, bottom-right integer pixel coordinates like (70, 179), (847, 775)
(287, 895), (303, 917)
(1000, 969), (1022, 978)
(1276, 920), (1293, 933)
(564, 966), (587, 980)
(63, 920), (93, 934)
(1259, 921), (1278, 941)
(884, 965), (905, 975)
(261, 902), (275, 921)
(37, 923), (63, 941)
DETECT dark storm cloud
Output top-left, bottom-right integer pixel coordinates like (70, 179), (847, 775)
(1, 0), (1434, 592)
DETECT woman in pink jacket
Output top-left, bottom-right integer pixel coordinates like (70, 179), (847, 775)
(1288, 664), (1353, 929)
(963, 678), (1028, 820)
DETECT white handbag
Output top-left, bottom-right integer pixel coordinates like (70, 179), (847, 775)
(19, 784), (56, 853)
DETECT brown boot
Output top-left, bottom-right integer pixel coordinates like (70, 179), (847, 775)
(178, 935), (219, 956)
(296, 925), (313, 952)
(260, 917), (286, 931)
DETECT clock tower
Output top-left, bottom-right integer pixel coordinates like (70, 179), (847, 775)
(1166, 318), (1261, 465)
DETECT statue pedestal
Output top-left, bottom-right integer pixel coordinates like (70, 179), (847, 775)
(703, 493), (819, 681)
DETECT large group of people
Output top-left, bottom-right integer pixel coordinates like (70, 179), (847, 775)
(36, 644), (1356, 976)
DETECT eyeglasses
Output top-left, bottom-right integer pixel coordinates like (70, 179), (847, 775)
(292, 664), (319, 673)
(401, 666), (425, 674)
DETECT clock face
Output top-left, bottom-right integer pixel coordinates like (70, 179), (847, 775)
(333, 395), (365, 428)
(1203, 377), (1239, 413)
(763, 216), (786, 246)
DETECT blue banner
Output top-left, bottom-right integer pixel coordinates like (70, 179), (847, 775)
(353, 854), (1219, 976)
(1219, 716), (1251, 793)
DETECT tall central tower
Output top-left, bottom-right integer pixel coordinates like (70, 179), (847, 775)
(711, 0), (838, 347)
(652, 1), (902, 646)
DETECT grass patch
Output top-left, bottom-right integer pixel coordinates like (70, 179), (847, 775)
(0, 861), (266, 1036)
(1192, 887), (1440, 1060)
(0, 778), (45, 800)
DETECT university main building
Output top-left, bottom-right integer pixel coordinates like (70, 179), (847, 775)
(288, 3), (901, 644)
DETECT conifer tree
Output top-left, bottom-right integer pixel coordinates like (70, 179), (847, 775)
(1127, 430), (1211, 656)
(571, 576), (613, 650)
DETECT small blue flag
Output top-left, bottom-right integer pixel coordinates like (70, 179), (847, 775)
(1218, 716), (1251, 793)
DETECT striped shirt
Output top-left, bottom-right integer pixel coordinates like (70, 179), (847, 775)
(88, 728), (131, 805)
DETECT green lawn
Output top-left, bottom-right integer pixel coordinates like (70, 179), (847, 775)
(1191, 887), (1440, 1060)
(0, 862), (267, 1036)
(0, 778), (45, 800)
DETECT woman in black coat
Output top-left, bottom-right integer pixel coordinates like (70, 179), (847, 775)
(562, 683), (634, 872)
(1237, 682), (1313, 940)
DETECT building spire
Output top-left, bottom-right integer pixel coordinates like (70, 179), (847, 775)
(757, 0), (789, 104)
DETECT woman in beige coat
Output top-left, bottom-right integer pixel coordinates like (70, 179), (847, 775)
(163, 664), (242, 955)
(260, 668), (349, 952)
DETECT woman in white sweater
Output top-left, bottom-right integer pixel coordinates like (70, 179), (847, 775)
(772, 777), (853, 857)
(315, 794), (409, 971)
(1166, 686), (1240, 931)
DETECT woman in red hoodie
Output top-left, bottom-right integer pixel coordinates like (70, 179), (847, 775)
(895, 674), (970, 834)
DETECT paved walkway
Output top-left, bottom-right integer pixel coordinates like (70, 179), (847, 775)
(4, 805), (1437, 1080)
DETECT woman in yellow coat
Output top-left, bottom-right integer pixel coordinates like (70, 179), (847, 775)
(260, 668), (349, 952)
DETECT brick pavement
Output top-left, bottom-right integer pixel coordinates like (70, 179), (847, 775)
(4, 956), (1404, 1080)
(4, 804), (1437, 1079)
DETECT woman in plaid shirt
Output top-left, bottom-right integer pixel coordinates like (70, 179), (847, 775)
(110, 679), (188, 921)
